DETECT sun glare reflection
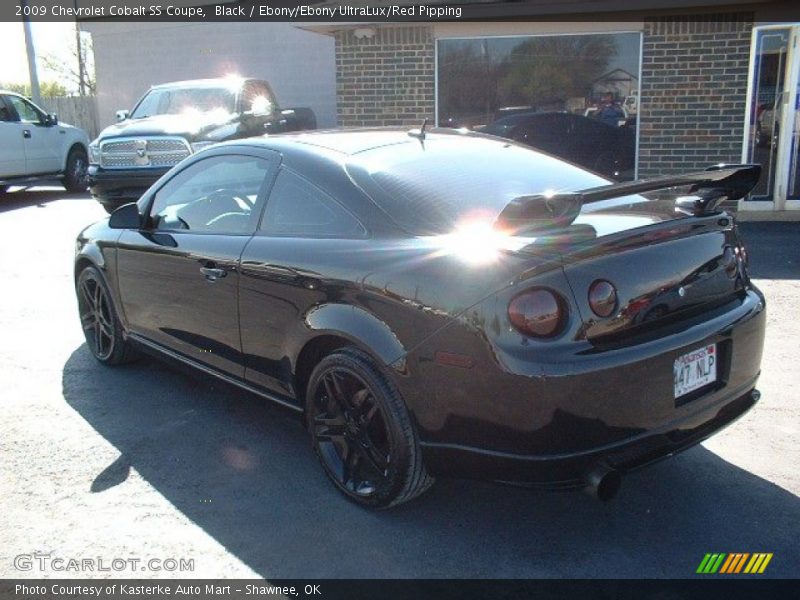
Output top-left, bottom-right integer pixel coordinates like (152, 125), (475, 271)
(223, 73), (245, 90)
(430, 218), (526, 265)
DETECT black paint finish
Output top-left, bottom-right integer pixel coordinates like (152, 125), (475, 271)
(75, 129), (766, 488)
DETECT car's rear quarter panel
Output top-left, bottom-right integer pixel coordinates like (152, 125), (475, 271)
(391, 218), (766, 484)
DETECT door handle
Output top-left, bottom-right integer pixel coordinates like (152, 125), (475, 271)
(22, 129), (31, 139)
(200, 266), (227, 281)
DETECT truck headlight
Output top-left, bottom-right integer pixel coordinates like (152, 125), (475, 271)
(88, 142), (101, 165)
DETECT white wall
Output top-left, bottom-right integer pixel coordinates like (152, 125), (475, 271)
(83, 22), (336, 132)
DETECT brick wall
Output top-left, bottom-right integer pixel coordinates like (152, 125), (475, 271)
(639, 13), (753, 177)
(335, 25), (435, 127)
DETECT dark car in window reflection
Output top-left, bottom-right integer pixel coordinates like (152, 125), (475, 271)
(74, 129), (764, 508)
(481, 112), (636, 181)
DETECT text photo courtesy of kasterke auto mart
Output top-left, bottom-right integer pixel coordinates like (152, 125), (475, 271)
(0, 1), (799, 597)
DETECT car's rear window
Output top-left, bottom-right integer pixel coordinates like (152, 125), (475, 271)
(347, 135), (611, 235)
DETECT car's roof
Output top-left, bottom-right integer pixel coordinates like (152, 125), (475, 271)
(244, 127), (495, 156)
(494, 111), (576, 125)
(208, 126), (614, 236)
(490, 111), (621, 131)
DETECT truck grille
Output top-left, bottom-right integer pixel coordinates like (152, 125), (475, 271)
(99, 137), (191, 169)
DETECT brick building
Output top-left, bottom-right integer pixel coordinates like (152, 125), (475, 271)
(308, 0), (800, 213)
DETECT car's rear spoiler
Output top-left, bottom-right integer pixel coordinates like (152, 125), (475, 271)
(495, 164), (761, 230)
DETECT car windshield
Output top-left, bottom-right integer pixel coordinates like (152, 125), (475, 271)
(347, 135), (628, 235)
(130, 87), (236, 119)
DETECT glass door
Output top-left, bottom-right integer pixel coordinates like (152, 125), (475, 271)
(746, 25), (800, 209)
(745, 28), (791, 201)
(787, 37), (800, 202)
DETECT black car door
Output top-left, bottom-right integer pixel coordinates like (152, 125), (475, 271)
(115, 149), (279, 377)
(238, 167), (368, 397)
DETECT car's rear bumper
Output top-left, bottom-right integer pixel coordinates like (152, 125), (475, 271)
(420, 381), (759, 487)
(87, 165), (169, 208)
(409, 286), (765, 485)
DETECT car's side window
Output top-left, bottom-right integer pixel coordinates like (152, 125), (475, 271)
(150, 155), (272, 234)
(260, 169), (366, 238)
(5, 95), (42, 124)
(0, 97), (15, 122)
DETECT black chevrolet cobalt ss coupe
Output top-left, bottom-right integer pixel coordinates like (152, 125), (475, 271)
(74, 128), (766, 507)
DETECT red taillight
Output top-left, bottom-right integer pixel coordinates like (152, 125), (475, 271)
(508, 289), (565, 338)
(588, 280), (617, 318)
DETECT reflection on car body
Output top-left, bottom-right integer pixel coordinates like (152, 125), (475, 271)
(480, 112), (636, 181)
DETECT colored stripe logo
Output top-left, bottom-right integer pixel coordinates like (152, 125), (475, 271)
(696, 553), (773, 574)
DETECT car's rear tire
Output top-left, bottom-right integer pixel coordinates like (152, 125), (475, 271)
(306, 347), (434, 508)
(0, 185), (8, 195)
(76, 266), (139, 365)
(63, 147), (88, 193)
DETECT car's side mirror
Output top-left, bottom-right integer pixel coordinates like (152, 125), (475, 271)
(115, 109), (130, 122)
(44, 113), (58, 126)
(108, 202), (142, 229)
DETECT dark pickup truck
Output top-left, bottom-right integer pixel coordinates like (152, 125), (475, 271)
(87, 77), (316, 213)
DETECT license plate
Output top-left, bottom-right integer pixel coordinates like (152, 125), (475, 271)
(674, 344), (717, 398)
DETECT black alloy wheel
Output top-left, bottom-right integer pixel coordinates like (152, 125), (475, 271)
(306, 348), (434, 508)
(77, 266), (138, 365)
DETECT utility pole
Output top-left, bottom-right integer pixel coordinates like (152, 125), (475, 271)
(20, 0), (42, 104)
(74, 0), (86, 96)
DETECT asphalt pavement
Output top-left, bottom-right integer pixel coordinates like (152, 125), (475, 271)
(1, 188), (798, 579)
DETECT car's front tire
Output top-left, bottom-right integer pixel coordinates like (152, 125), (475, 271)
(76, 266), (139, 365)
(63, 147), (89, 193)
(306, 347), (434, 508)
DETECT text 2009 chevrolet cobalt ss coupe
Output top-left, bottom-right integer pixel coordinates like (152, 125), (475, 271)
(74, 128), (765, 507)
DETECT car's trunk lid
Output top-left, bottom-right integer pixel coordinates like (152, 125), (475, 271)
(496, 165), (760, 345)
(559, 203), (746, 344)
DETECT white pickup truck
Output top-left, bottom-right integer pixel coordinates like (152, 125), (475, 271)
(0, 90), (90, 194)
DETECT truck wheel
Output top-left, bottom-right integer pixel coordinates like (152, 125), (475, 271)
(64, 147), (89, 193)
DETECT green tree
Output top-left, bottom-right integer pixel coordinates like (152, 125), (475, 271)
(437, 41), (502, 126)
(498, 36), (617, 108)
(1, 81), (68, 97)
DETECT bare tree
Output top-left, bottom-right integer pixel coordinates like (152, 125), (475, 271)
(40, 27), (96, 96)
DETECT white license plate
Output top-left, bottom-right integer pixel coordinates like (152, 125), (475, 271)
(674, 344), (717, 398)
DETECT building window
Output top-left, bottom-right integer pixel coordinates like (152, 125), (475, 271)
(436, 32), (642, 180)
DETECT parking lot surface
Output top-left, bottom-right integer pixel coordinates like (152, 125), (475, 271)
(1, 189), (798, 579)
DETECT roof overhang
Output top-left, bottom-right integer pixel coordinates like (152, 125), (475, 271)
(299, 0), (789, 36)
